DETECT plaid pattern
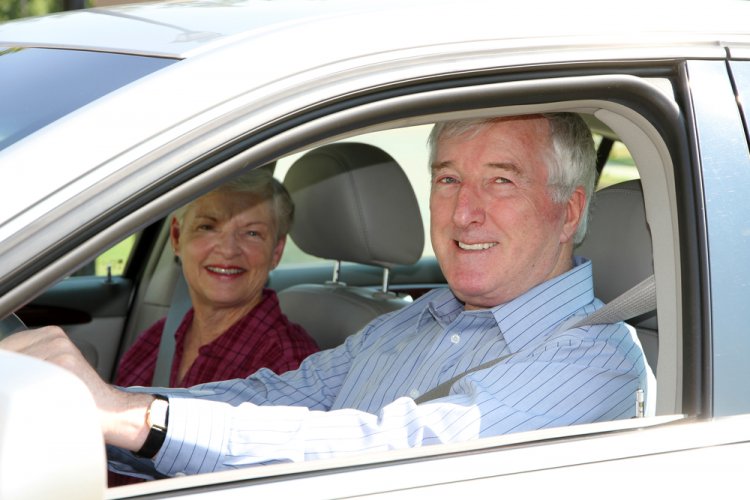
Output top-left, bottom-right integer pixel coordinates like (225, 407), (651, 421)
(114, 289), (319, 388)
(110, 288), (318, 487)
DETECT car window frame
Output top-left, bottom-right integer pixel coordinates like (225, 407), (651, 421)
(0, 67), (701, 491)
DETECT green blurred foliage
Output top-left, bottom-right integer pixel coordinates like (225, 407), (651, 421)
(1, 0), (63, 21)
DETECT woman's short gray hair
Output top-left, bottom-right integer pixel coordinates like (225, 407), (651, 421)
(175, 168), (294, 241)
(427, 113), (596, 244)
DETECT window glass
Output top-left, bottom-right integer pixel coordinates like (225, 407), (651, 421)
(95, 234), (137, 276)
(595, 136), (639, 189)
(274, 125), (433, 266)
(0, 47), (175, 151)
(70, 234), (138, 277)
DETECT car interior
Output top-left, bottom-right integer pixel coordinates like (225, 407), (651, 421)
(15, 106), (673, 430)
(277, 142), (426, 350)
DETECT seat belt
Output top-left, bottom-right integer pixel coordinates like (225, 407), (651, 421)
(415, 274), (657, 404)
(570, 274), (656, 329)
(152, 271), (191, 386)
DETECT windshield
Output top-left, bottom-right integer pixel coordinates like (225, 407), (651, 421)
(0, 47), (175, 150)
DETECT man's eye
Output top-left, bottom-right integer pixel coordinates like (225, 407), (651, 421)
(437, 176), (459, 184)
(494, 177), (512, 184)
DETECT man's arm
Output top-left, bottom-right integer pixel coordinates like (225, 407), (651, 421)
(152, 321), (646, 476)
(0, 326), (154, 452)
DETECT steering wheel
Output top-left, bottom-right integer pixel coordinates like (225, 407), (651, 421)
(0, 313), (28, 340)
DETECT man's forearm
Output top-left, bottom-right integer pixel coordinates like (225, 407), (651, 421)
(102, 389), (154, 451)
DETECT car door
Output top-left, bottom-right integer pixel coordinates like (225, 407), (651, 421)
(14, 227), (162, 381)
(121, 58), (745, 494)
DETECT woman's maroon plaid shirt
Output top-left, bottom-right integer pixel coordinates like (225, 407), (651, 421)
(114, 288), (319, 388)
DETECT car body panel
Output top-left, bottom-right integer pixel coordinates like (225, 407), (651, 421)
(1, 0), (748, 58)
(16, 276), (134, 379)
(103, 413), (750, 499)
(688, 59), (750, 416)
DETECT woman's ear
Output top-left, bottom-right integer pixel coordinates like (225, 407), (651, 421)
(170, 216), (182, 256)
(270, 234), (287, 270)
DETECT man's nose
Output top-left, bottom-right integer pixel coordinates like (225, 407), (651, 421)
(452, 184), (485, 227)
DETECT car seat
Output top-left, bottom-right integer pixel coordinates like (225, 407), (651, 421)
(279, 142), (425, 350)
(574, 178), (658, 419)
(575, 179), (657, 372)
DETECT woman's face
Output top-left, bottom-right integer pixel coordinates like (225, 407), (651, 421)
(171, 190), (285, 314)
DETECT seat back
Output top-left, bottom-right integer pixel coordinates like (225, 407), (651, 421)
(280, 142), (424, 349)
(575, 179), (658, 371)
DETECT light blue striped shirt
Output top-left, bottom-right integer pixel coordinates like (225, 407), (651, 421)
(113, 258), (648, 477)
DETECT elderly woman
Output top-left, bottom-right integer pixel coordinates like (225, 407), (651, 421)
(113, 168), (319, 389)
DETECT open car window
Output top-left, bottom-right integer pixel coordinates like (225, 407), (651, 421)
(111, 94), (681, 496)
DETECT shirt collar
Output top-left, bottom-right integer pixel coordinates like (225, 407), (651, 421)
(174, 288), (278, 355)
(421, 257), (594, 352)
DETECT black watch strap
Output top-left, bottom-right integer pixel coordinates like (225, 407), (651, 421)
(135, 395), (169, 459)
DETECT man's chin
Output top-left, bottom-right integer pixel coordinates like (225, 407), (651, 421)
(450, 283), (500, 311)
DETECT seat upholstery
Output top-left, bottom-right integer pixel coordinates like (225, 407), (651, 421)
(575, 179), (658, 371)
(279, 142), (425, 349)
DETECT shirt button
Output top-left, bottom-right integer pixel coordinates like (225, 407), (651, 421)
(409, 389), (421, 399)
(451, 334), (461, 344)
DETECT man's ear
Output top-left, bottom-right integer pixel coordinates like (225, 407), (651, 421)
(270, 234), (287, 270)
(170, 216), (182, 256)
(560, 186), (586, 244)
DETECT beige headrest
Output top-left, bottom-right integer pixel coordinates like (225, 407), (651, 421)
(576, 179), (653, 303)
(283, 142), (424, 268)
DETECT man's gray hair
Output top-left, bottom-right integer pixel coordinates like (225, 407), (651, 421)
(427, 113), (596, 244)
(175, 167), (294, 241)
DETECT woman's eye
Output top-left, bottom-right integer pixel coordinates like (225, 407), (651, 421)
(242, 229), (265, 239)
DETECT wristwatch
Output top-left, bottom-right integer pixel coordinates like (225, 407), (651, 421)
(135, 395), (169, 459)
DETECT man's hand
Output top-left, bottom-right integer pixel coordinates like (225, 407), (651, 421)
(0, 326), (154, 452)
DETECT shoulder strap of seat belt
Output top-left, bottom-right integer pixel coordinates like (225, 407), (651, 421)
(414, 274), (656, 404)
(151, 271), (190, 386)
(414, 352), (515, 404)
(570, 274), (656, 329)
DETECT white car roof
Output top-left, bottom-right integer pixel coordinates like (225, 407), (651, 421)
(1, 0), (750, 59)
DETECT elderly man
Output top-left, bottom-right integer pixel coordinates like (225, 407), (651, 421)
(0, 113), (648, 478)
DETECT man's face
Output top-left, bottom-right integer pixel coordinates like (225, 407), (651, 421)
(430, 116), (584, 310)
(171, 191), (285, 313)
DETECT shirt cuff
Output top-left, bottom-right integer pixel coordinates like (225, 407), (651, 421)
(153, 395), (232, 476)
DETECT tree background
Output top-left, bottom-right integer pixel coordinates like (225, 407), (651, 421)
(2, 0), (58, 20)
(1, 0), (89, 21)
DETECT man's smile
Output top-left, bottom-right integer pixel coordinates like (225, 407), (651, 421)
(456, 241), (498, 251)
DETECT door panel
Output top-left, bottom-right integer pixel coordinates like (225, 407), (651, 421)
(16, 275), (133, 380)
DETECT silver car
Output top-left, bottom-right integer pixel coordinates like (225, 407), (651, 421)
(1, 0), (749, 498)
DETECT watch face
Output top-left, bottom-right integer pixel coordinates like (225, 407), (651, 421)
(149, 398), (169, 430)
(136, 397), (169, 459)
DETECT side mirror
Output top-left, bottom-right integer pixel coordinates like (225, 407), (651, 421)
(0, 350), (106, 499)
